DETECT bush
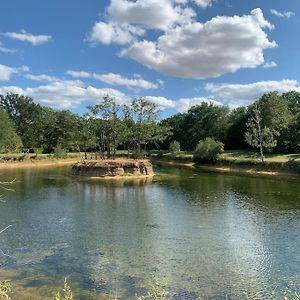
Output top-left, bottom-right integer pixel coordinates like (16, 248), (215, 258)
(169, 141), (181, 157)
(193, 138), (224, 164)
(54, 146), (67, 159)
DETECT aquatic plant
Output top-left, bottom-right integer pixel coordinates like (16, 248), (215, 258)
(0, 281), (12, 300)
(54, 278), (73, 300)
(136, 276), (168, 300)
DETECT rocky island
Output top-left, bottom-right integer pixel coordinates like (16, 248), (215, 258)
(71, 159), (154, 178)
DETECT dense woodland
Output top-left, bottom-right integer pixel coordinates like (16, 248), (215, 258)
(0, 91), (300, 160)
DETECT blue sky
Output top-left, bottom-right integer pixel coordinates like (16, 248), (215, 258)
(0, 0), (299, 117)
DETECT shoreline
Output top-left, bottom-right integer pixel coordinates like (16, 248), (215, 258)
(0, 158), (80, 169)
(151, 159), (300, 178)
(70, 173), (154, 180)
(0, 156), (299, 178)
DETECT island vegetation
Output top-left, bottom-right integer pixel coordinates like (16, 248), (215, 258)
(0, 91), (300, 174)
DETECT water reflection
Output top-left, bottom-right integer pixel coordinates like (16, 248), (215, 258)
(0, 166), (300, 299)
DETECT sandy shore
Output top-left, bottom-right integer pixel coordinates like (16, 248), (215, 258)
(151, 159), (300, 178)
(0, 158), (80, 169)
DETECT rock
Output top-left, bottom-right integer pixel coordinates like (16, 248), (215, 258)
(71, 159), (154, 178)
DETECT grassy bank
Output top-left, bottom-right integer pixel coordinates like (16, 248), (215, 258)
(0, 153), (81, 169)
(150, 150), (300, 177)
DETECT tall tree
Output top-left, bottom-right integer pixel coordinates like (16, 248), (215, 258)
(126, 98), (170, 157)
(245, 104), (277, 162)
(0, 109), (22, 153)
(0, 93), (43, 149)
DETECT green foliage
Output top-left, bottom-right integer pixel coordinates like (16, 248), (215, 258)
(193, 138), (224, 164)
(54, 278), (73, 300)
(161, 103), (230, 151)
(169, 140), (181, 157)
(0, 109), (22, 153)
(0, 281), (12, 300)
(54, 146), (67, 159)
(245, 104), (278, 162)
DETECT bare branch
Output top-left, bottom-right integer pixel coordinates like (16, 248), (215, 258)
(0, 225), (12, 235)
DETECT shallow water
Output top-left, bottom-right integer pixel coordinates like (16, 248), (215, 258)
(0, 166), (300, 299)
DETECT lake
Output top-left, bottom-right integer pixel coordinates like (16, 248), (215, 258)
(0, 165), (300, 299)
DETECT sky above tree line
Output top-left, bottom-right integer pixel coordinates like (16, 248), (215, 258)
(0, 0), (299, 117)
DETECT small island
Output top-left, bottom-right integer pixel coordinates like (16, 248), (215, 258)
(71, 159), (154, 178)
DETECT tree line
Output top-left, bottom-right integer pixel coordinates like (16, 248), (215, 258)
(0, 93), (170, 158)
(0, 91), (300, 161)
(162, 91), (300, 161)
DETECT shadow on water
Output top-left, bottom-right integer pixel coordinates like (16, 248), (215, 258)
(0, 165), (300, 299)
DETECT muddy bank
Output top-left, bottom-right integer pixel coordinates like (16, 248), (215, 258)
(71, 159), (154, 178)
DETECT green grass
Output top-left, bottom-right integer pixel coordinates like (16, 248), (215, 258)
(221, 150), (300, 163)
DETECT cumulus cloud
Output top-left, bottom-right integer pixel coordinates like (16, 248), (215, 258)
(88, 1), (276, 79)
(122, 8), (276, 79)
(87, 0), (196, 46)
(4, 29), (52, 46)
(205, 80), (300, 105)
(87, 22), (144, 45)
(0, 64), (29, 81)
(67, 70), (160, 90)
(270, 9), (295, 19)
(107, 0), (195, 30)
(0, 80), (130, 109)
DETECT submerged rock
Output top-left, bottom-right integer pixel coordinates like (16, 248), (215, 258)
(71, 159), (154, 178)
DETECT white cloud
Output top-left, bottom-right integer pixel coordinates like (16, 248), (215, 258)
(0, 64), (29, 81)
(67, 70), (159, 90)
(0, 41), (17, 54)
(205, 80), (300, 105)
(25, 74), (59, 82)
(122, 8), (276, 79)
(270, 9), (295, 19)
(93, 72), (159, 89)
(193, 0), (213, 8)
(144, 95), (222, 112)
(66, 70), (91, 78)
(87, 22), (144, 45)
(262, 61), (277, 68)
(107, 0), (195, 30)
(4, 30), (52, 46)
(0, 80), (130, 109)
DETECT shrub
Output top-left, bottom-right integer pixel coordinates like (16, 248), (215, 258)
(54, 146), (67, 159)
(193, 138), (224, 164)
(169, 141), (181, 157)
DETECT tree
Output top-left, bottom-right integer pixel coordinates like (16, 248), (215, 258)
(87, 95), (124, 159)
(225, 107), (249, 150)
(77, 117), (97, 159)
(161, 103), (230, 151)
(245, 104), (277, 162)
(193, 138), (224, 164)
(0, 94), (43, 149)
(0, 109), (22, 153)
(169, 141), (181, 157)
(125, 98), (171, 157)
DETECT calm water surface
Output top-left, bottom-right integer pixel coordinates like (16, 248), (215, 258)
(0, 165), (300, 299)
